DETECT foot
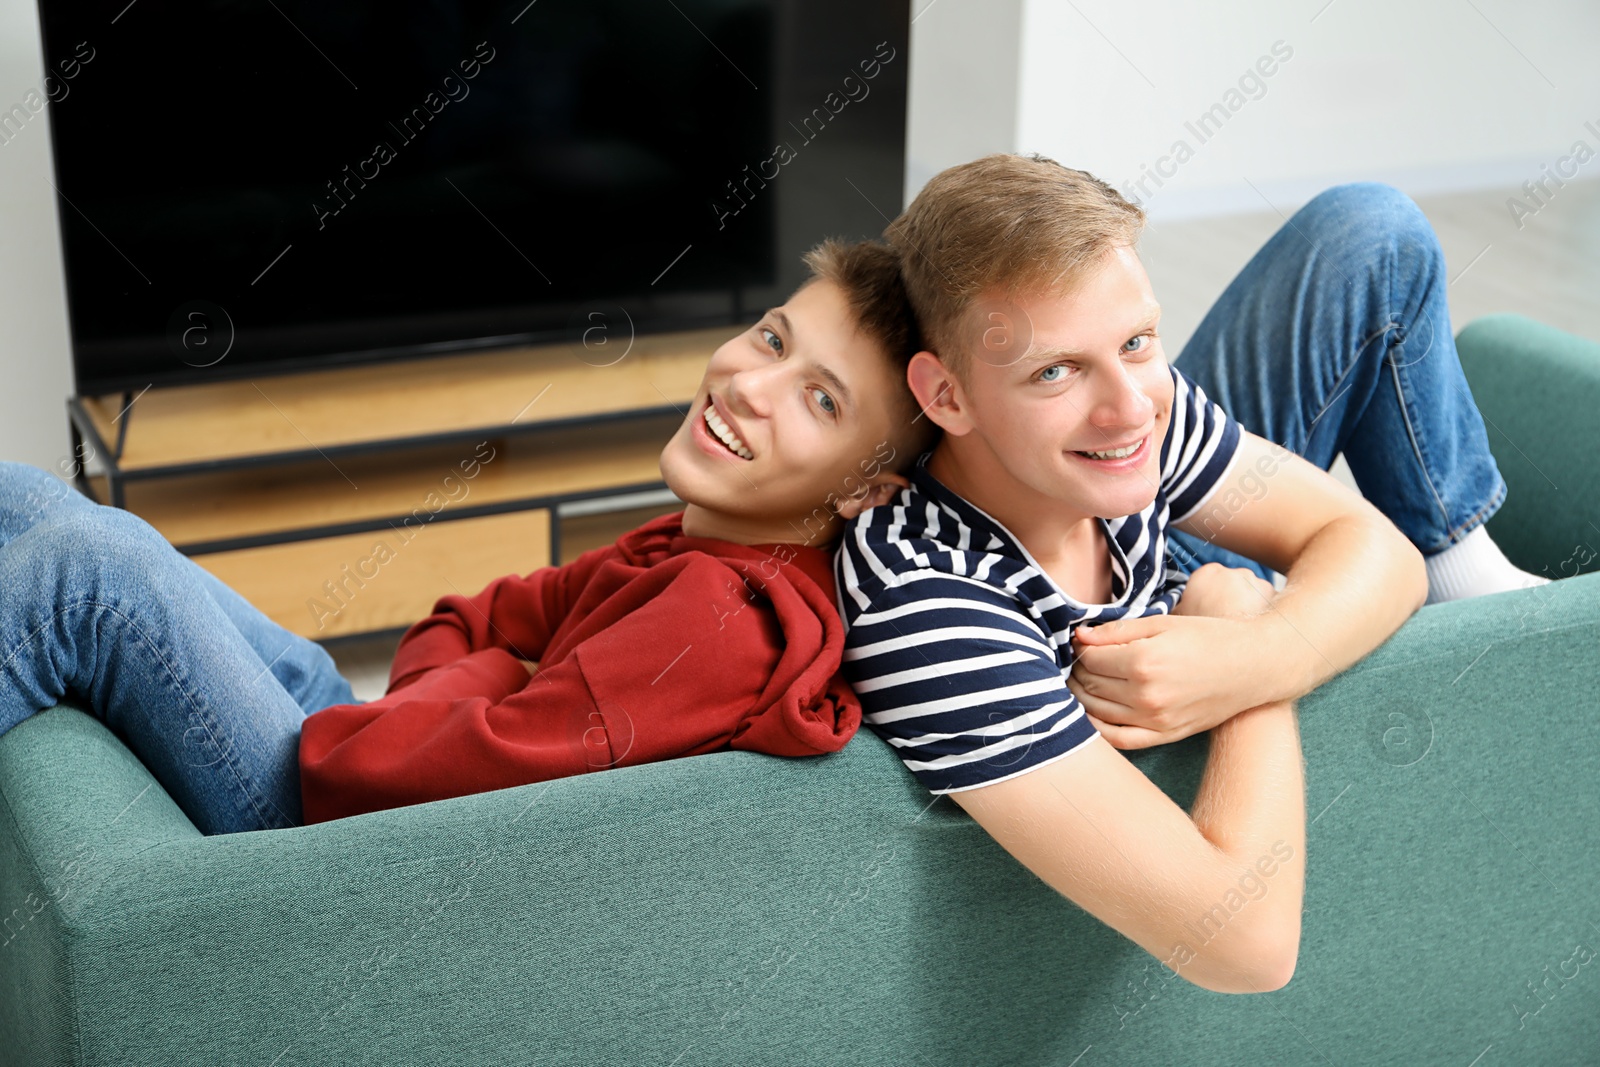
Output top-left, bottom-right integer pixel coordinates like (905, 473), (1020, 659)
(1424, 525), (1552, 605)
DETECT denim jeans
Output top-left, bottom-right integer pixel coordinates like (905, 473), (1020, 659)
(0, 461), (357, 835)
(1166, 181), (1508, 583)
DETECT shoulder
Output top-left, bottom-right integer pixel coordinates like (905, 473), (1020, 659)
(1158, 361), (1242, 495)
(835, 484), (1024, 617)
(1165, 361), (1234, 433)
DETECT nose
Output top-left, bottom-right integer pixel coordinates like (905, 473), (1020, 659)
(1086, 360), (1155, 435)
(724, 361), (777, 418)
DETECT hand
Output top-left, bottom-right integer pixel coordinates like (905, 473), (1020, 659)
(1172, 561), (1278, 620)
(1067, 565), (1278, 750)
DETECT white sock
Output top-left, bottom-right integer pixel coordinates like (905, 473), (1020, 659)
(1424, 524), (1552, 606)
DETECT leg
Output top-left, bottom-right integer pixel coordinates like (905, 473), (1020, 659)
(1165, 182), (1508, 580)
(0, 461), (354, 715)
(0, 462), (355, 834)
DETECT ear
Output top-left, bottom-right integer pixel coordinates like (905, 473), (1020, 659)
(833, 472), (911, 521)
(906, 350), (971, 436)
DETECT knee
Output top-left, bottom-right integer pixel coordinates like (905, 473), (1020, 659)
(1298, 181), (1422, 230)
(46, 505), (177, 577)
(1292, 182), (1443, 276)
(0, 461), (74, 504)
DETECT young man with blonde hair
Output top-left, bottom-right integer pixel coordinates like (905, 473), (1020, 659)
(836, 153), (1548, 994)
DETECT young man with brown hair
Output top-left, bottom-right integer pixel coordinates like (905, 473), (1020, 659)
(0, 238), (934, 835)
(296, 237), (936, 823)
(836, 153), (1548, 993)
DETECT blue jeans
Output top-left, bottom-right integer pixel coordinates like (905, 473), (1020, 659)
(0, 461), (357, 835)
(1167, 181), (1508, 583)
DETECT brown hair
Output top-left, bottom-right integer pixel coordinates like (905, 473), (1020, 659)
(883, 153), (1146, 379)
(799, 237), (939, 463)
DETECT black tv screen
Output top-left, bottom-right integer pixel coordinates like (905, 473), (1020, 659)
(39, 0), (909, 397)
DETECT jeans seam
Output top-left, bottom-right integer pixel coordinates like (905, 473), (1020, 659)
(1378, 228), (1501, 554)
(1385, 338), (1462, 552)
(1304, 319), (1396, 455)
(1, 595), (291, 833)
(182, 690), (293, 831)
(120, 599), (294, 831)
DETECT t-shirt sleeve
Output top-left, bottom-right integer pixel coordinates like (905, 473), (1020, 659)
(1161, 363), (1244, 525)
(839, 571), (1101, 795)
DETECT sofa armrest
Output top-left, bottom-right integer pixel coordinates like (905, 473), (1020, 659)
(1456, 313), (1600, 578)
(0, 702), (203, 1065)
(0, 700), (204, 861)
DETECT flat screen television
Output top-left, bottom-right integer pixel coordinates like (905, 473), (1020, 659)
(38, 0), (909, 397)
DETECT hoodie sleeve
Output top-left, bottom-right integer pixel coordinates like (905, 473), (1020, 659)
(386, 542), (614, 693)
(297, 646), (605, 824)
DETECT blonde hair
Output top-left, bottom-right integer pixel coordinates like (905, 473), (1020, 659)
(883, 153), (1146, 378)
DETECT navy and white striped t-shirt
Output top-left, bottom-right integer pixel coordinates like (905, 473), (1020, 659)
(833, 362), (1244, 795)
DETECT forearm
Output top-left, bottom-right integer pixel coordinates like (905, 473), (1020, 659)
(1250, 515), (1427, 704)
(388, 573), (564, 690)
(1186, 698), (1306, 989)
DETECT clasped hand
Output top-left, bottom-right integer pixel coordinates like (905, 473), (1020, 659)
(1066, 562), (1279, 750)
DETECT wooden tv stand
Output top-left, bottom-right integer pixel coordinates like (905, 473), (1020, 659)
(65, 327), (729, 642)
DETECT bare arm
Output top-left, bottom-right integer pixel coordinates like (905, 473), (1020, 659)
(1188, 698), (1305, 985)
(1173, 430), (1429, 707)
(1241, 514), (1426, 703)
(952, 567), (1307, 993)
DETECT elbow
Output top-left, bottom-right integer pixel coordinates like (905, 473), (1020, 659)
(1382, 520), (1428, 613)
(1188, 926), (1301, 995)
(1254, 933), (1300, 992)
(1243, 925), (1301, 993)
(1400, 533), (1429, 613)
(1352, 512), (1429, 614)
(1364, 516), (1428, 615)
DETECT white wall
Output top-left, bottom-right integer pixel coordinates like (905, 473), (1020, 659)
(903, 0), (1024, 200)
(906, 0), (1600, 217)
(0, 0), (75, 469)
(1009, 0), (1600, 218)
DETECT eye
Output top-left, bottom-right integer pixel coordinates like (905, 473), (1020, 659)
(759, 325), (783, 354)
(1124, 332), (1155, 354)
(810, 386), (838, 416)
(1036, 364), (1069, 383)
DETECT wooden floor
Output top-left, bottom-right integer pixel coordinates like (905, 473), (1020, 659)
(330, 180), (1600, 699)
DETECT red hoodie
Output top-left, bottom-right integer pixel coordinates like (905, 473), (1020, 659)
(297, 512), (862, 823)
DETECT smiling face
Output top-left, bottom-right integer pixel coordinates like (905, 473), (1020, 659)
(658, 277), (916, 547)
(909, 243), (1175, 539)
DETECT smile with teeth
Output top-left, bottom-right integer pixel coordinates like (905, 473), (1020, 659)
(1075, 436), (1144, 460)
(703, 403), (754, 460)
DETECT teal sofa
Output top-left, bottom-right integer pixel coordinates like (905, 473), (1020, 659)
(3, 313), (1598, 1065)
